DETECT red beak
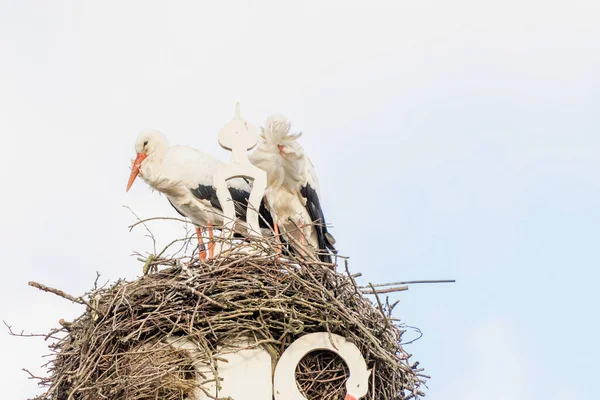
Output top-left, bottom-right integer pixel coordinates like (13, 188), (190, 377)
(277, 144), (284, 156)
(344, 395), (357, 400)
(126, 152), (147, 192)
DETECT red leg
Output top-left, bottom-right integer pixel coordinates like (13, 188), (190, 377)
(207, 222), (215, 259)
(273, 221), (282, 258)
(196, 226), (207, 260)
(297, 218), (307, 245)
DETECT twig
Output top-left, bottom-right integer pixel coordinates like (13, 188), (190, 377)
(361, 285), (409, 294)
(22, 368), (46, 380)
(361, 279), (456, 288)
(344, 259), (359, 295)
(123, 205), (158, 254)
(368, 283), (390, 330)
(28, 281), (85, 305)
(3, 321), (61, 340)
(127, 215), (193, 231)
(401, 325), (424, 345)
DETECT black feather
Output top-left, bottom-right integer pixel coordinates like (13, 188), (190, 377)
(300, 184), (337, 263)
(167, 198), (187, 218)
(171, 186), (296, 259)
(189, 184), (274, 229)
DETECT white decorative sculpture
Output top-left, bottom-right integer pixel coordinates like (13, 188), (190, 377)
(167, 333), (370, 400)
(274, 333), (371, 400)
(213, 103), (267, 237)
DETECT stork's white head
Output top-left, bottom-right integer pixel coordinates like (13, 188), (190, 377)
(134, 129), (169, 156)
(260, 114), (303, 159)
(126, 129), (169, 192)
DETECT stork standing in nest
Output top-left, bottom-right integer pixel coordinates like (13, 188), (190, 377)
(126, 129), (273, 259)
(250, 115), (336, 263)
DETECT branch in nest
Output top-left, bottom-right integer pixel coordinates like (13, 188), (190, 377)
(361, 279), (456, 288)
(28, 281), (85, 305)
(361, 285), (409, 294)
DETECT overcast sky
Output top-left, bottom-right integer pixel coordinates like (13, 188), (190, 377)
(1, 1), (599, 399)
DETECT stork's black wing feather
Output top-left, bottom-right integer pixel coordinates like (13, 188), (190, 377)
(168, 197), (187, 218)
(300, 184), (337, 263)
(189, 184), (274, 229)
(187, 184), (299, 257)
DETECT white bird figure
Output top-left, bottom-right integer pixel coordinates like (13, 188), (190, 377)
(273, 332), (371, 400)
(126, 129), (274, 259)
(249, 115), (336, 263)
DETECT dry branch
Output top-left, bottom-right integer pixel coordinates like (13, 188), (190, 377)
(28, 282), (84, 304)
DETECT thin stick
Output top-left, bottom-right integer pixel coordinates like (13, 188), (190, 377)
(28, 281), (85, 305)
(361, 279), (455, 288)
(361, 286), (409, 294)
(344, 259), (359, 295)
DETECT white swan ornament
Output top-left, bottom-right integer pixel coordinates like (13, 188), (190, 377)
(274, 332), (371, 400)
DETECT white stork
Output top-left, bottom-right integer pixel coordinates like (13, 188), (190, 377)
(249, 115), (337, 263)
(125, 129), (274, 259)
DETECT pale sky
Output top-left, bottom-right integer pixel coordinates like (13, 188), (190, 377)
(1, 1), (599, 398)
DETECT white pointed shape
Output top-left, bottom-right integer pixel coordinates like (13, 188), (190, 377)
(218, 102), (259, 152)
(213, 104), (267, 250)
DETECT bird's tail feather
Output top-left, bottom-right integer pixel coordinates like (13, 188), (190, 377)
(261, 114), (303, 147)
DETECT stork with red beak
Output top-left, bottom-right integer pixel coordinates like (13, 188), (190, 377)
(249, 115), (336, 264)
(126, 129), (274, 259)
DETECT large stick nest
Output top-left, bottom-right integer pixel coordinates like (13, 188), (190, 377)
(30, 238), (427, 400)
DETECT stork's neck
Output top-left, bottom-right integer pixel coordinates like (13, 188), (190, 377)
(139, 147), (168, 188)
(252, 147), (305, 194)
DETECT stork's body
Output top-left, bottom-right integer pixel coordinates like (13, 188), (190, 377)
(250, 116), (336, 263)
(126, 129), (272, 258)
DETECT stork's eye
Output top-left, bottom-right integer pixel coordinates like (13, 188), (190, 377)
(143, 141), (148, 147)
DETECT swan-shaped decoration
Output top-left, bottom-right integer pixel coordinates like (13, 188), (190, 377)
(274, 332), (371, 400)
